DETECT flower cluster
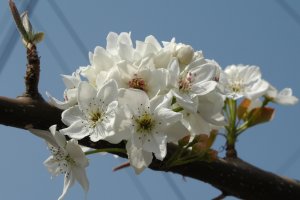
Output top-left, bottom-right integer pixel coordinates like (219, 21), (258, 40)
(43, 32), (297, 199)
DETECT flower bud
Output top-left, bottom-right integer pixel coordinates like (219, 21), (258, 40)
(176, 45), (194, 65)
(192, 142), (207, 153)
(178, 135), (191, 147)
(194, 134), (208, 144)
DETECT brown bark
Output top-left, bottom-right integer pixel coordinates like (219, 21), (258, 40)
(0, 96), (300, 200)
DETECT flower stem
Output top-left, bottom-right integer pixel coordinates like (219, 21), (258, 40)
(227, 98), (237, 145)
(225, 98), (238, 158)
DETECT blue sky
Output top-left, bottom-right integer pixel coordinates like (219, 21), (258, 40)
(0, 0), (300, 199)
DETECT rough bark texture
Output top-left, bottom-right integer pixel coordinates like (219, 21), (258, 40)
(1, 96), (300, 200)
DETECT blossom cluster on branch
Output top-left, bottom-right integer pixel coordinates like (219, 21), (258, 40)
(31, 32), (297, 199)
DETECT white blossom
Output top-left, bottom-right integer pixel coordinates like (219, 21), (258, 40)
(30, 125), (89, 200)
(266, 85), (298, 105)
(219, 65), (269, 100)
(117, 89), (182, 173)
(60, 80), (118, 142)
(168, 58), (218, 112)
(47, 70), (81, 110)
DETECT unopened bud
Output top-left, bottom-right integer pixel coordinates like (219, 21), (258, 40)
(192, 142), (207, 153)
(176, 45), (194, 65)
(194, 134), (208, 144)
(178, 135), (191, 147)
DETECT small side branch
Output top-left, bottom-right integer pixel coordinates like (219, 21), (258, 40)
(9, 0), (42, 100)
(24, 44), (42, 99)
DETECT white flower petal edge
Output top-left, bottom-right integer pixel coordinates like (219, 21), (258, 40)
(31, 125), (89, 200)
(126, 141), (153, 174)
(266, 85), (298, 105)
(46, 72), (81, 110)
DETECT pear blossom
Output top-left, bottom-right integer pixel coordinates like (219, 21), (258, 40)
(107, 59), (168, 98)
(60, 80), (118, 142)
(47, 70), (81, 110)
(168, 58), (218, 112)
(266, 85), (298, 105)
(106, 32), (135, 62)
(30, 125), (89, 200)
(219, 65), (269, 100)
(80, 46), (116, 86)
(117, 89), (182, 173)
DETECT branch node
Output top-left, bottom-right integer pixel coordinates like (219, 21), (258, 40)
(225, 143), (237, 159)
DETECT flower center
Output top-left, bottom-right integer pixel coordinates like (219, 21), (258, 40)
(179, 72), (193, 93)
(89, 110), (102, 127)
(135, 113), (155, 134)
(128, 74), (148, 92)
(230, 80), (244, 93)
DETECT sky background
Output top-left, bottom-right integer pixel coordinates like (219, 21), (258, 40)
(0, 0), (300, 199)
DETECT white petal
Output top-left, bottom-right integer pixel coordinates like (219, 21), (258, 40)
(61, 74), (80, 89)
(97, 79), (118, 106)
(89, 124), (107, 142)
(66, 139), (89, 168)
(246, 79), (269, 100)
(106, 32), (118, 53)
(136, 40), (158, 57)
(167, 59), (180, 87)
(276, 88), (298, 105)
(72, 166), (89, 194)
(92, 46), (114, 71)
(191, 81), (217, 96)
(155, 107), (182, 126)
(119, 42), (134, 61)
(50, 125), (67, 149)
(145, 35), (161, 50)
(153, 51), (172, 68)
(182, 112), (211, 135)
(197, 90), (224, 121)
(46, 91), (75, 110)
(44, 156), (60, 176)
(78, 82), (97, 112)
(189, 62), (217, 82)
(143, 133), (167, 160)
(119, 32), (133, 46)
(107, 108), (131, 143)
(58, 171), (75, 200)
(126, 141), (153, 174)
(117, 61), (137, 82)
(118, 88), (150, 115)
(60, 121), (90, 140)
(61, 106), (84, 126)
(172, 90), (198, 113)
(165, 121), (189, 143)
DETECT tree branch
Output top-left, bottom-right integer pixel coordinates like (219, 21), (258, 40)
(1, 96), (300, 199)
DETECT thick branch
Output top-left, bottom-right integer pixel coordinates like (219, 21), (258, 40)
(1, 96), (300, 199)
